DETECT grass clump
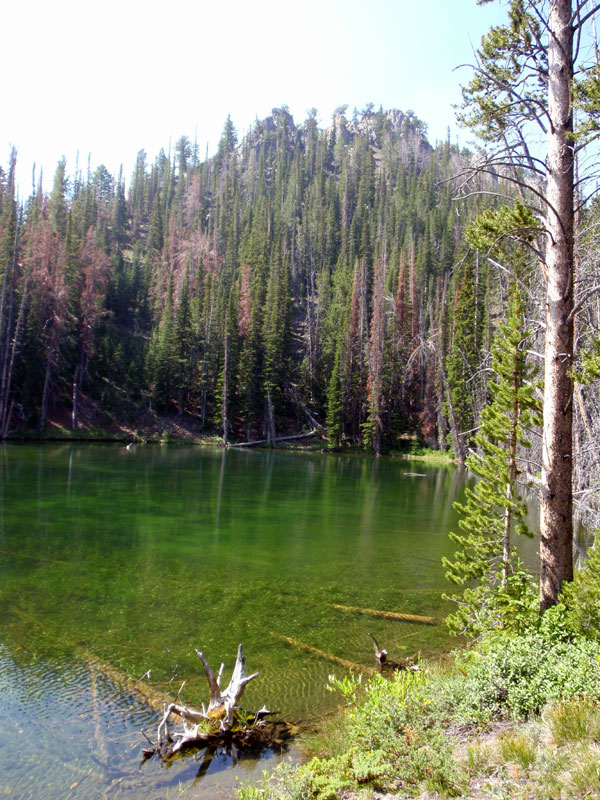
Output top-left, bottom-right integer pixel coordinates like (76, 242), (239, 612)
(549, 698), (600, 746)
(497, 729), (538, 769)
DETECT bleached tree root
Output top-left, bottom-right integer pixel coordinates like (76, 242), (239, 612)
(144, 644), (292, 761)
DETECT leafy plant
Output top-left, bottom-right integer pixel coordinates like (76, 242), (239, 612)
(455, 633), (600, 720)
(559, 546), (600, 642)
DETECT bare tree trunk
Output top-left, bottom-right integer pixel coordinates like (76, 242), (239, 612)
(38, 326), (58, 435)
(540, 0), (575, 610)
(265, 389), (276, 446)
(435, 277), (449, 451)
(443, 371), (466, 465)
(1, 269), (29, 437)
(71, 352), (86, 431)
(72, 368), (79, 432)
(0, 220), (18, 429)
(222, 313), (229, 446)
(502, 353), (521, 588)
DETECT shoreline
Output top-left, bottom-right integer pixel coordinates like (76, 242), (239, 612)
(2, 426), (456, 464)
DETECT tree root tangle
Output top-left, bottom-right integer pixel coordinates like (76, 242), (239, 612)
(142, 644), (294, 762)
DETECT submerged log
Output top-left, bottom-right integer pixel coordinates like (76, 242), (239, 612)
(327, 602), (438, 625)
(146, 644), (292, 761)
(275, 633), (377, 675)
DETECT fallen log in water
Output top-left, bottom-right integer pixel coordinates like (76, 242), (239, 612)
(11, 607), (170, 713)
(144, 644), (294, 761)
(326, 603), (439, 625)
(227, 429), (317, 447)
(85, 650), (169, 713)
(274, 633), (377, 676)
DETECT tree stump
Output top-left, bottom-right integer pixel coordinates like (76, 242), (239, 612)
(368, 633), (419, 674)
(143, 644), (292, 761)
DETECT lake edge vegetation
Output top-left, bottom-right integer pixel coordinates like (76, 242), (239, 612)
(235, 547), (600, 800)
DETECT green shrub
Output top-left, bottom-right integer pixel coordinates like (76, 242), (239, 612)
(445, 568), (540, 640)
(455, 633), (600, 720)
(560, 546), (600, 642)
(238, 668), (466, 800)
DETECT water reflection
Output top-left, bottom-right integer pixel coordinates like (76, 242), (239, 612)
(0, 444), (520, 799)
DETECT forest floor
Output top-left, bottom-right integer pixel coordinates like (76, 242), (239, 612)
(12, 390), (454, 462)
(15, 390), (218, 444)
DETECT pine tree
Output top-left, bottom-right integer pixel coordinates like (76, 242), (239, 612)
(363, 257), (387, 454)
(458, 0), (600, 609)
(443, 285), (542, 637)
(0, 151), (21, 436)
(445, 253), (485, 461)
(326, 343), (343, 449)
(214, 286), (239, 443)
(174, 268), (195, 414)
(1, 107), (512, 444)
(151, 274), (176, 412)
(49, 157), (68, 237)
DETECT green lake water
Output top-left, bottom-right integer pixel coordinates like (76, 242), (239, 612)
(0, 444), (537, 799)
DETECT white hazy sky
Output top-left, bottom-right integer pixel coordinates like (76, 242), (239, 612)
(2, 0), (508, 192)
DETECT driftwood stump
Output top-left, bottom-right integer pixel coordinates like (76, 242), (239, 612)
(144, 644), (290, 761)
(368, 633), (419, 674)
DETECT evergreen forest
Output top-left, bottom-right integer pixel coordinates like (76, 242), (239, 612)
(0, 108), (511, 451)
(0, 103), (598, 533)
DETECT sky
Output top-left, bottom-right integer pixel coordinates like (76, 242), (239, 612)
(2, 0), (509, 193)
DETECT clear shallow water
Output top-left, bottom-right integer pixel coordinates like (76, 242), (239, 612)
(0, 444), (528, 798)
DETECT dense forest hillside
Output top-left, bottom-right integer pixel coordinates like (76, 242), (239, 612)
(0, 106), (506, 453)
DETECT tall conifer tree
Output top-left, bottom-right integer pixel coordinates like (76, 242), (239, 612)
(443, 285), (542, 636)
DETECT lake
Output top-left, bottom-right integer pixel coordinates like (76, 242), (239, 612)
(0, 444), (533, 799)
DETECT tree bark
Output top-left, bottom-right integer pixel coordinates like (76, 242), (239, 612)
(540, 0), (575, 610)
